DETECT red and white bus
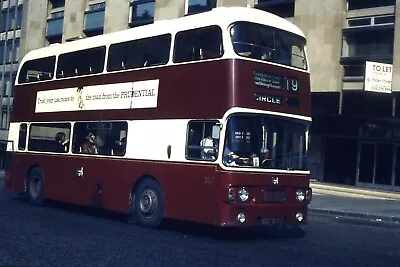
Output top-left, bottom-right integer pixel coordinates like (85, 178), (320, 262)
(4, 6), (312, 228)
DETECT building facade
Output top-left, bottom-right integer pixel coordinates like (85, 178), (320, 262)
(0, 0), (22, 141)
(6, 0), (400, 191)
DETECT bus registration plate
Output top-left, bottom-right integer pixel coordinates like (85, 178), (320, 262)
(261, 217), (282, 226)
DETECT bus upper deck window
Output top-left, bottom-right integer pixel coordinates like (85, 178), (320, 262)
(18, 56), (56, 84)
(173, 26), (223, 63)
(230, 22), (307, 70)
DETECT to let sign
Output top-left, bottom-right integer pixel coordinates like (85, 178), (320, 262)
(364, 61), (392, 94)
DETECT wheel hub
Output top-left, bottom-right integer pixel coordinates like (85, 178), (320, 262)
(139, 189), (158, 216)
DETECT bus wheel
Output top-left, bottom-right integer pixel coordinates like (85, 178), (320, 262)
(134, 179), (164, 228)
(27, 168), (45, 205)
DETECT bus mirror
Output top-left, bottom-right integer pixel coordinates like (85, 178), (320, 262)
(212, 125), (220, 139)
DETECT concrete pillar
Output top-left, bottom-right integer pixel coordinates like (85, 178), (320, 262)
(154, 0), (185, 21)
(104, 0), (130, 34)
(20, 0), (48, 57)
(217, 0), (255, 7)
(294, 0), (346, 93)
(391, 0), (400, 92)
(62, 0), (86, 42)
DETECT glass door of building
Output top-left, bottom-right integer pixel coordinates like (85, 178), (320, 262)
(357, 142), (396, 188)
(356, 142), (375, 184)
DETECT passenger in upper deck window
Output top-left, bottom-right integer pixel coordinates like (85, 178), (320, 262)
(81, 132), (99, 154)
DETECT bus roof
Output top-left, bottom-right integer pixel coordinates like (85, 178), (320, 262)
(19, 6), (305, 64)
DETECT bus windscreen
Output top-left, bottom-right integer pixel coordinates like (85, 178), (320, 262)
(230, 22), (308, 70)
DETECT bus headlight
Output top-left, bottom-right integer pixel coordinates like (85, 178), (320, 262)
(238, 187), (249, 202)
(296, 189), (305, 202)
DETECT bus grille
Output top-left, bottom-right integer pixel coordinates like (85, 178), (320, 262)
(263, 189), (286, 203)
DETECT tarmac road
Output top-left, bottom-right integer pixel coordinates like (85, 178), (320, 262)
(0, 189), (399, 267)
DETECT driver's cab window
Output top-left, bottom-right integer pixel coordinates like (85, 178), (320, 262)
(186, 120), (220, 161)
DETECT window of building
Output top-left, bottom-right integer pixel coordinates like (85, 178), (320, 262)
(18, 123), (27, 150)
(1, 5), (23, 32)
(14, 38), (20, 62)
(89, 2), (106, 11)
(0, 42), (4, 64)
(348, 15), (395, 28)
(0, 104), (10, 130)
(173, 26), (223, 63)
(186, 0), (216, 15)
(186, 120), (220, 161)
(28, 123), (71, 153)
(342, 28), (394, 59)
(50, 0), (65, 9)
(255, 0), (295, 18)
(72, 121), (128, 156)
(343, 65), (365, 77)
(2, 73), (11, 96)
(46, 13), (64, 39)
(5, 38), (20, 64)
(18, 56), (56, 84)
(16, 5), (23, 29)
(84, 2), (106, 36)
(107, 34), (171, 71)
(1, 111), (8, 130)
(50, 11), (64, 19)
(347, 0), (395, 11)
(342, 91), (392, 117)
(129, 0), (155, 27)
(56, 46), (106, 78)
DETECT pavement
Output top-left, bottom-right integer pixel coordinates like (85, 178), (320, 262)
(1, 169), (399, 225)
(310, 181), (400, 225)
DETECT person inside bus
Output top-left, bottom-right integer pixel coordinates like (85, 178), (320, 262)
(222, 136), (255, 167)
(55, 132), (69, 153)
(113, 137), (127, 156)
(223, 145), (240, 166)
(200, 135), (216, 160)
(81, 132), (99, 154)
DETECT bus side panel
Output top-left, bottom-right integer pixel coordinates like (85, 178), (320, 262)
(10, 153), (26, 193)
(122, 161), (219, 224)
(93, 157), (129, 213)
(161, 163), (219, 225)
(11, 153), (92, 205)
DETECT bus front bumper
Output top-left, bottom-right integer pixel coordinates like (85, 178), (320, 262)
(217, 203), (309, 227)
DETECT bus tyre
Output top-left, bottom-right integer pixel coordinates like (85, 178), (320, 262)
(27, 168), (45, 205)
(134, 179), (164, 228)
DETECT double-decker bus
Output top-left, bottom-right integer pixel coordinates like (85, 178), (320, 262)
(4, 6), (312, 228)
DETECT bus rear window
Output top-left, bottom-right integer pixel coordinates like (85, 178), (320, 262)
(107, 34), (171, 71)
(18, 56), (56, 84)
(56, 46), (106, 78)
(230, 22), (307, 70)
